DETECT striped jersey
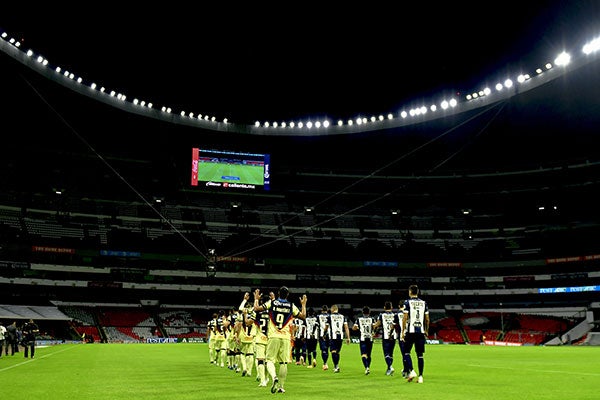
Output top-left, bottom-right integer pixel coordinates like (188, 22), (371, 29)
(402, 297), (429, 334)
(305, 316), (319, 340)
(377, 311), (397, 340)
(354, 315), (374, 341)
(293, 318), (307, 339)
(327, 313), (347, 340)
(318, 313), (330, 338)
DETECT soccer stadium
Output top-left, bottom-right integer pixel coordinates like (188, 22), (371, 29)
(1, 3), (600, 399)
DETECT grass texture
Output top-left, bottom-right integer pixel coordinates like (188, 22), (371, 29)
(1, 342), (599, 399)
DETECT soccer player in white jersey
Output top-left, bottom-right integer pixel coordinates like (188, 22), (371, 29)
(317, 305), (331, 370)
(326, 304), (350, 373)
(373, 301), (397, 376)
(304, 308), (319, 368)
(352, 305), (375, 375)
(254, 286), (307, 394)
(292, 317), (307, 365)
(401, 284), (429, 383)
(394, 303), (410, 378)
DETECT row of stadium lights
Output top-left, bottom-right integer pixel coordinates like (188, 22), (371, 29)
(252, 97), (459, 129)
(2, 30), (600, 130)
(0, 31), (225, 125)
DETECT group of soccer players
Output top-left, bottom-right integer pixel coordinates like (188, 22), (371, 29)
(207, 286), (307, 393)
(291, 303), (352, 373)
(207, 292), (269, 383)
(207, 284), (429, 394)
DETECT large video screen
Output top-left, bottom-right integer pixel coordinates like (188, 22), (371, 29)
(190, 148), (270, 191)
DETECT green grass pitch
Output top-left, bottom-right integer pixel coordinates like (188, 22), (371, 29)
(1, 342), (599, 399)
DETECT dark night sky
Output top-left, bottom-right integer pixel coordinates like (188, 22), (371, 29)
(2, 1), (599, 125)
(2, 2), (600, 235)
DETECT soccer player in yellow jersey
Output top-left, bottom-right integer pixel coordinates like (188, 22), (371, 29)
(212, 309), (229, 367)
(237, 292), (256, 377)
(207, 312), (218, 364)
(254, 286), (307, 394)
(253, 292), (271, 387)
(226, 307), (240, 371)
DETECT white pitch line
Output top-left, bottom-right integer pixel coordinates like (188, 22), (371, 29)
(0, 344), (80, 372)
